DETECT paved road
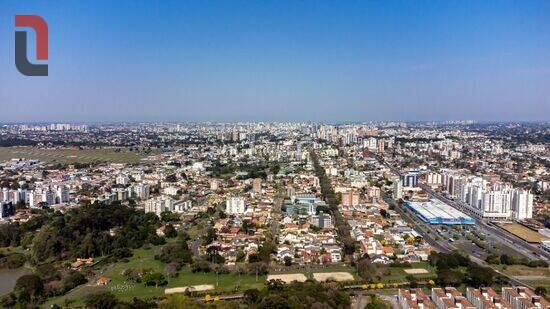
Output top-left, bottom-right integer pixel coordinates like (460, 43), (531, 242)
(383, 192), (533, 288)
(270, 188), (285, 238)
(419, 183), (549, 262)
(383, 193), (451, 254)
(374, 154), (549, 262)
(513, 275), (548, 281)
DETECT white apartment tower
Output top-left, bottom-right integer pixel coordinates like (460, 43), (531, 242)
(512, 189), (533, 221)
(225, 197), (246, 214)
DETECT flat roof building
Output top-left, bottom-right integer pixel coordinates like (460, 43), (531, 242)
(405, 199), (475, 225)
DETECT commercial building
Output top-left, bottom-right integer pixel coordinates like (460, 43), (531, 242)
(291, 194), (316, 204)
(404, 199), (475, 225)
(285, 203), (316, 216)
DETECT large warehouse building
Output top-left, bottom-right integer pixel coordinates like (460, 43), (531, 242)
(404, 199), (475, 225)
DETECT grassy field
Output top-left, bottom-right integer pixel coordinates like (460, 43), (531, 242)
(102, 246), (266, 300)
(495, 264), (550, 277)
(269, 261), (436, 284)
(384, 262), (437, 283)
(522, 279), (550, 290)
(0, 147), (156, 165)
(272, 265), (355, 275)
(44, 257), (437, 306)
(497, 223), (549, 243)
(44, 242), (265, 307)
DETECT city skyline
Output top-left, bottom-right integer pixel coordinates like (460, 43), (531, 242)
(1, 1), (549, 122)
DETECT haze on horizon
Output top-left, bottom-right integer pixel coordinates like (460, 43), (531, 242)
(1, 1), (549, 123)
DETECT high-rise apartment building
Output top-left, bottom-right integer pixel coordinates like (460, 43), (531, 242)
(225, 197), (246, 214)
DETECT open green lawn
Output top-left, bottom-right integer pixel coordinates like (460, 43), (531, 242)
(383, 262), (437, 283)
(0, 147), (157, 164)
(101, 246), (265, 301)
(522, 279), (550, 290)
(45, 242), (265, 307)
(494, 264), (550, 277)
(269, 261), (436, 284)
(272, 265), (356, 276)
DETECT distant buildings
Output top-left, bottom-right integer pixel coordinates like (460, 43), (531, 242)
(398, 288), (436, 309)
(438, 172), (533, 220)
(145, 196), (174, 216)
(133, 183), (150, 200)
(285, 203), (316, 216)
(341, 189), (360, 206)
(291, 194), (317, 204)
(310, 212), (332, 229)
(225, 197), (246, 215)
(466, 287), (512, 309)
(432, 287), (475, 309)
(1, 188), (26, 204)
(462, 178), (514, 219)
(116, 174), (130, 185)
(28, 185), (70, 207)
(393, 176), (403, 200)
(402, 171), (420, 188)
(210, 179), (220, 191)
(399, 287), (547, 309)
(502, 287), (549, 309)
(512, 190), (534, 221)
(0, 201), (14, 218)
(17, 123), (88, 132)
(252, 178), (262, 193)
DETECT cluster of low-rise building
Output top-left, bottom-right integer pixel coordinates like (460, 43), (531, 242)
(313, 143), (435, 264)
(399, 286), (548, 309)
(278, 191), (343, 264)
(0, 121), (548, 280)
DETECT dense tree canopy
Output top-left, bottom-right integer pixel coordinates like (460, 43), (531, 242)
(0, 202), (163, 263)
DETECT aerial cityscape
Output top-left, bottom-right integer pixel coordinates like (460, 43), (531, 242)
(0, 122), (548, 308)
(1, 1), (549, 308)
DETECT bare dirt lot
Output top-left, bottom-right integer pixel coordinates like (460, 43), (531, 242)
(403, 268), (429, 275)
(267, 273), (308, 283)
(497, 223), (549, 243)
(165, 285), (214, 294)
(312, 272), (355, 282)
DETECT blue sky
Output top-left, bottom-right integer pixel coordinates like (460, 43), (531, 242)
(1, 1), (549, 122)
